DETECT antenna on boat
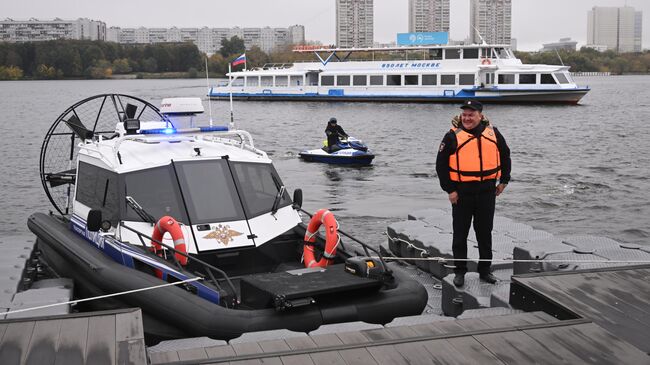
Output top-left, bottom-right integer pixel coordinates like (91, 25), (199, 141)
(555, 49), (565, 66)
(228, 63), (235, 130)
(472, 25), (488, 46)
(205, 57), (213, 126)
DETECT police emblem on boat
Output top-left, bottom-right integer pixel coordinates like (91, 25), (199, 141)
(203, 224), (244, 245)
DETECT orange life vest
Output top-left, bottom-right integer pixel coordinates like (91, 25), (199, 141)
(449, 125), (501, 182)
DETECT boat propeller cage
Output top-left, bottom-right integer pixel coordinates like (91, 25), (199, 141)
(39, 94), (165, 216)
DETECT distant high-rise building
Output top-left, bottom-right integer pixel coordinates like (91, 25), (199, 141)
(106, 25), (304, 54)
(0, 17), (106, 42)
(2, 18), (304, 55)
(336, 0), (374, 48)
(289, 25), (306, 45)
(510, 38), (517, 51)
(587, 6), (642, 53)
(408, 0), (450, 33)
(634, 11), (643, 52)
(469, 0), (511, 45)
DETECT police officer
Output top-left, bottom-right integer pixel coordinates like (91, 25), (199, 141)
(325, 117), (348, 153)
(436, 100), (511, 287)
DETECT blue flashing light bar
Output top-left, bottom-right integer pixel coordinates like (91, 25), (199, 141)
(140, 128), (177, 135)
(139, 125), (229, 135)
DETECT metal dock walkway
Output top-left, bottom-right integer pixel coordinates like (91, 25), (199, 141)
(511, 264), (650, 354)
(0, 308), (146, 365)
(146, 265), (650, 364)
(148, 310), (648, 364)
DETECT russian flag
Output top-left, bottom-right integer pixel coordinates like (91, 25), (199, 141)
(231, 53), (246, 67)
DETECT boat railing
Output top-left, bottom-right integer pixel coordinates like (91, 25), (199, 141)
(120, 223), (241, 307)
(110, 128), (267, 165)
(261, 63), (293, 69)
(202, 130), (268, 157)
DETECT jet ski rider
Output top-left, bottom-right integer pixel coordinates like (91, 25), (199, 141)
(325, 117), (348, 153)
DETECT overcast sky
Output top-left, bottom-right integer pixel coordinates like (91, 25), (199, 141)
(3, 0), (648, 51)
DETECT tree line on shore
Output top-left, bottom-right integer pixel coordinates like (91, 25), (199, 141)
(1, 38), (649, 80)
(0, 36), (315, 80)
(515, 48), (650, 74)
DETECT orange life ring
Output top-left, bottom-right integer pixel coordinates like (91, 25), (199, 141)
(303, 209), (339, 268)
(151, 216), (188, 266)
(481, 58), (491, 65)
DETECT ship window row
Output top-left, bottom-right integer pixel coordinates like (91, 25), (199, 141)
(234, 75), (305, 87)
(320, 74), (477, 86)
(425, 47), (510, 60)
(496, 73), (569, 85)
(232, 71), (571, 88)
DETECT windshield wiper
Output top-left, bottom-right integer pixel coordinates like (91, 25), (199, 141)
(271, 185), (286, 216)
(126, 196), (157, 224)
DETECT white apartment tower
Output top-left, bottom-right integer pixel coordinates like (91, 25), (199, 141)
(336, 0), (374, 48)
(469, 0), (511, 45)
(587, 6), (643, 53)
(105, 25), (304, 54)
(408, 0), (450, 33)
(0, 18), (106, 42)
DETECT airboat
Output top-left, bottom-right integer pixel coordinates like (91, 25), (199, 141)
(28, 94), (427, 341)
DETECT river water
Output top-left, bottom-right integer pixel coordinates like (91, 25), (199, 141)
(1, 76), (648, 248)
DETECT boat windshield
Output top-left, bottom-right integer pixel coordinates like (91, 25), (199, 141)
(123, 165), (189, 224)
(174, 159), (246, 224)
(121, 159), (291, 225)
(494, 47), (514, 59)
(230, 161), (291, 218)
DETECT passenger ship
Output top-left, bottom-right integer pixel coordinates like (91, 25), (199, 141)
(209, 44), (590, 104)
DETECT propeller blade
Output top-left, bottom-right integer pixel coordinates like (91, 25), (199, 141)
(45, 168), (77, 187)
(125, 103), (138, 119)
(64, 114), (93, 140)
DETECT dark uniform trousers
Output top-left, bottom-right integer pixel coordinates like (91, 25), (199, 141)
(451, 182), (496, 275)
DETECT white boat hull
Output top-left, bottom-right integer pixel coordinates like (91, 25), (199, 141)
(210, 87), (589, 104)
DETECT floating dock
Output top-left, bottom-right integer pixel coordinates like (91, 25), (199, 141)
(0, 308), (146, 365)
(144, 265), (650, 364)
(2, 210), (650, 364)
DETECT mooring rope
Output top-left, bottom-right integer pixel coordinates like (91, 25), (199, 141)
(375, 256), (650, 264)
(4, 276), (203, 317)
(385, 231), (650, 264)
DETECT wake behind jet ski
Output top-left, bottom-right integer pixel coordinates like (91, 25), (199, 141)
(299, 117), (375, 165)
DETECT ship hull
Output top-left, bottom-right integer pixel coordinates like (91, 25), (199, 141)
(209, 88), (589, 104)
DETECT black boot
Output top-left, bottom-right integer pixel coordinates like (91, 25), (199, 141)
(453, 274), (465, 287)
(479, 273), (498, 284)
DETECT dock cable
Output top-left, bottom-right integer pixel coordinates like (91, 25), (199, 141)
(374, 256), (650, 264)
(3, 276), (203, 317)
(385, 231), (650, 265)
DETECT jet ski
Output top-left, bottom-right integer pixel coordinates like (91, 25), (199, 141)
(299, 137), (375, 165)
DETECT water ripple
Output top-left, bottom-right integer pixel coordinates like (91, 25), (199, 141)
(1, 76), (649, 246)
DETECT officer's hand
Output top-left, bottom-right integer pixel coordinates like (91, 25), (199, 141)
(496, 183), (507, 196)
(448, 191), (459, 205)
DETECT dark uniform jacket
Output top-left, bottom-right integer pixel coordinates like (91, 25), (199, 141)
(436, 121), (511, 194)
(325, 124), (348, 146)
